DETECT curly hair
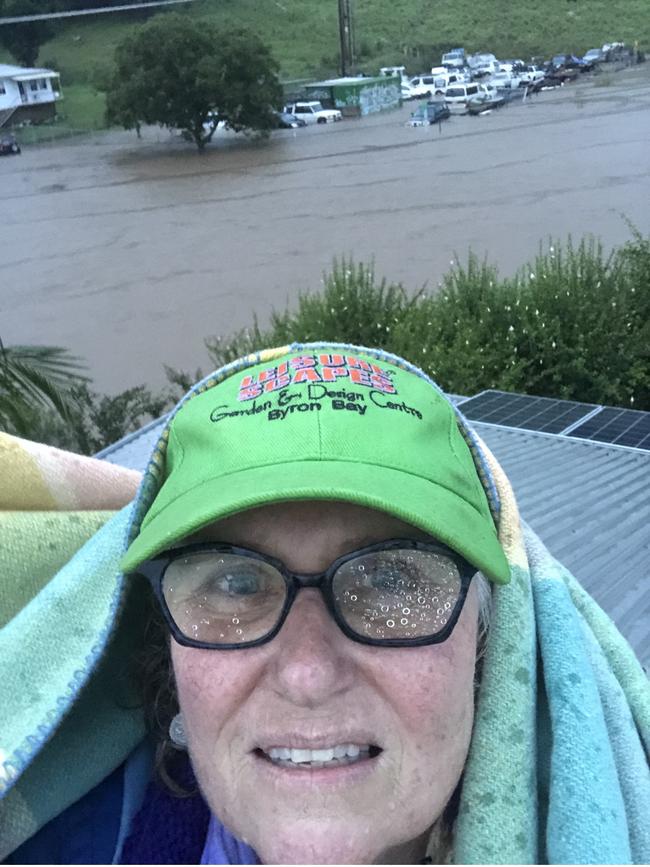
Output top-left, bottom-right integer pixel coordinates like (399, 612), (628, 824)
(135, 585), (188, 794)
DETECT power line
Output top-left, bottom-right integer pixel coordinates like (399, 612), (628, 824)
(0, 0), (200, 25)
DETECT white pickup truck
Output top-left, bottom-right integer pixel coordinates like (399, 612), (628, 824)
(284, 101), (342, 124)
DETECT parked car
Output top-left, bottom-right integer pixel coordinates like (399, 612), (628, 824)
(430, 70), (469, 93)
(407, 75), (441, 98)
(499, 59), (525, 73)
(441, 48), (466, 69)
(550, 54), (588, 72)
(518, 64), (546, 85)
(490, 70), (522, 89)
(443, 81), (481, 112)
(466, 91), (506, 114)
(0, 132), (21, 155)
(407, 101), (451, 126)
(582, 48), (605, 66)
(467, 53), (500, 78)
(527, 68), (577, 92)
(274, 111), (307, 129)
(283, 101), (342, 124)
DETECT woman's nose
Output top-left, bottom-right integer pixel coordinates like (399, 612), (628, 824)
(267, 588), (356, 707)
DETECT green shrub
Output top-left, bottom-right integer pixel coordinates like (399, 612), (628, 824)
(204, 260), (415, 367)
(204, 233), (650, 409)
(6, 231), (648, 455)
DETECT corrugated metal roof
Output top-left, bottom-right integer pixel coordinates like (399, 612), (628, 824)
(98, 411), (650, 668)
(474, 424), (649, 668)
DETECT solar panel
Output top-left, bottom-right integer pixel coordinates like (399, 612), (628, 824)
(458, 390), (598, 435)
(569, 407), (650, 450)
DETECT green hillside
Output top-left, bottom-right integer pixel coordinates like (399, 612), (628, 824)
(2, 0), (648, 130)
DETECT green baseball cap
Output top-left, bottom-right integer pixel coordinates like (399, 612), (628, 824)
(121, 346), (510, 583)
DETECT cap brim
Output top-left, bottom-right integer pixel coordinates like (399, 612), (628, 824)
(121, 460), (510, 584)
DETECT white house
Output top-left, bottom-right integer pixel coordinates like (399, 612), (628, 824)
(0, 63), (62, 127)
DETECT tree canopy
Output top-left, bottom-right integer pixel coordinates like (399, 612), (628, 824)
(0, 0), (56, 67)
(105, 14), (284, 150)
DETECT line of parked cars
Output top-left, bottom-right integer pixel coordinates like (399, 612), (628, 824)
(400, 40), (638, 120)
(201, 102), (342, 136)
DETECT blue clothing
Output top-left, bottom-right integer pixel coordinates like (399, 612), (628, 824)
(200, 816), (258, 865)
(6, 745), (259, 865)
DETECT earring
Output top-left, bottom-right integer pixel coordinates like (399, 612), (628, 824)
(169, 712), (188, 749)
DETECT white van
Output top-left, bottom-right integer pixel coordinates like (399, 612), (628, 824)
(407, 74), (438, 98)
(443, 81), (480, 112)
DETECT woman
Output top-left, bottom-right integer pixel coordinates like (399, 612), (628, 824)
(2, 342), (649, 864)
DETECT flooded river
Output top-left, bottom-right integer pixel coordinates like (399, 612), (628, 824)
(2, 66), (649, 394)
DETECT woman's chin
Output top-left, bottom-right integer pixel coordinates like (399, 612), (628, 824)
(252, 823), (383, 865)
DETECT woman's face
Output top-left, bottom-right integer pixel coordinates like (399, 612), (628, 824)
(171, 501), (479, 864)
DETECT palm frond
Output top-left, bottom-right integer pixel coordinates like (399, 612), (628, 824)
(0, 339), (89, 432)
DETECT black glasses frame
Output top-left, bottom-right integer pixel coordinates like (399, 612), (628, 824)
(136, 538), (477, 650)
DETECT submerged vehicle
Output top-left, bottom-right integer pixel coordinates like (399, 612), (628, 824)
(466, 92), (506, 114)
(407, 101), (451, 126)
(274, 111), (307, 129)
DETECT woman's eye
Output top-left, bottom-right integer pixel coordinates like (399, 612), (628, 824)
(369, 565), (403, 591)
(215, 572), (261, 596)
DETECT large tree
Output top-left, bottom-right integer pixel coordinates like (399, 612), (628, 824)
(105, 14), (283, 150)
(0, 0), (55, 67)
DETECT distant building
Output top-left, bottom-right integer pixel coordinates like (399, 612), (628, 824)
(0, 63), (62, 128)
(304, 75), (401, 117)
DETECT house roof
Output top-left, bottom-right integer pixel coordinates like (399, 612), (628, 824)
(96, 397), (650, 669)
(307, 76), (395, 87)
(0, 63), (58, 80)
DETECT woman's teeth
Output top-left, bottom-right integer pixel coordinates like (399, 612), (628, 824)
(264, 744), (371, 768)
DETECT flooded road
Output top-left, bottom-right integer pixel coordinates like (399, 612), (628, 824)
(2, 66), (649, 394)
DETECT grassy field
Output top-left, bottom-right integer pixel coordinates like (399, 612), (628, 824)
(1, 0), (648, 130)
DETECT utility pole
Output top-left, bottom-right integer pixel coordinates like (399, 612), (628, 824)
(337, 0), (354, 77)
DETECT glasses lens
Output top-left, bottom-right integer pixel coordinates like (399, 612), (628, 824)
(162, 552), (287, 645)
(332, 548), (463, 641)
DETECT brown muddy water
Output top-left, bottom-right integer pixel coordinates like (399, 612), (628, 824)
(2, 66), (649, 394)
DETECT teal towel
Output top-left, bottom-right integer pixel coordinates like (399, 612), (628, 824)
(2, 345), (649, 864)
(580, 610), (650, 861)
(0, 506), (146, 859)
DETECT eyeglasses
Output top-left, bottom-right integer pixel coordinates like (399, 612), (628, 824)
(137, 539), (477, 650)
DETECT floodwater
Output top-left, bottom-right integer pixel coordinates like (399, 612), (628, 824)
(2, 65), (649, 395)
